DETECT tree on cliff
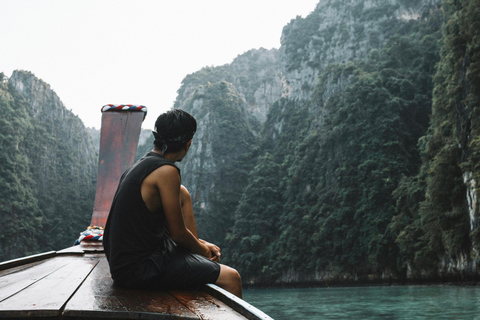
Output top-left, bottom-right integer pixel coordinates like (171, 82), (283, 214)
(0, 71), (98, 261)
(171, 0), (450, 283)
(178, 81), (255, 248)
(391, 0), (480, 276)
(0, 84), (41, 260)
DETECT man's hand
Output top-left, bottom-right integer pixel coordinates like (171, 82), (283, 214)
(202, 240), (221, 262)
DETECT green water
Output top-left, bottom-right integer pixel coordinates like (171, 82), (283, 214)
(243, 285), (480, 319)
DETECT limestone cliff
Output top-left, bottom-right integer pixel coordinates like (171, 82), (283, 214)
(279, 0), (441, 101)
(175, 48), (283, 133)
(263, 0), (442, 143)
(177, 82), (255, 244)
(173, 49), (283, 222)
(0, 70), (97, 260)
(9, 70), (97, 174)
(172, 0), (453, 285)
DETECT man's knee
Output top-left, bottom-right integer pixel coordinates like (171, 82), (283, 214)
(227, 267), (241, 284)
(216, 265), (242, 298)
(230, 268), (241, 284)
(217, 265), (241, 285)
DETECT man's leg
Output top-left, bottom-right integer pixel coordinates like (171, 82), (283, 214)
(179, 185), (243, 298)
(216, 265), (243, 298)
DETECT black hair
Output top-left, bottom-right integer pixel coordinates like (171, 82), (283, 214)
(153, 109), (197, 154)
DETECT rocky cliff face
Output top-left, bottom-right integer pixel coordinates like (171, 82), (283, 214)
(177, 0), (443, 146)
(171, 0), (465, 285)
(9, 71), (97, 199)
(175, 48), (283, 133)
(0, 70), (98, 260)
(176, 82), (255, 244)
(175, 0), (442, 228)
(173, 49), (284, 222)
(265, 0), (443, 144)
(228, 49), (284, 125)
(279, 0), (440, 101)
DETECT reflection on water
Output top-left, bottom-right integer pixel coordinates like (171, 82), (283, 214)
(244, 285), (480, 320)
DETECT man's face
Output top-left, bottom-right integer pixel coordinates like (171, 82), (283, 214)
(176, 139), (193, 162)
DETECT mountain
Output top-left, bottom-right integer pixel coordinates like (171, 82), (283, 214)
(171, 0), (480, 285)
(0, 70), (98, 261)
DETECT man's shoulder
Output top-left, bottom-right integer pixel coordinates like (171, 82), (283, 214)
(142, 161), (181, 200)
(147, 163), (180, 180)
(120, 154), (179, 186)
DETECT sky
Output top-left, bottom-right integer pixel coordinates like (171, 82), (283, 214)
(1, 0), (319, 130)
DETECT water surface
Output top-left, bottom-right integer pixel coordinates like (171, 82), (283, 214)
(243, 285), (480, 319)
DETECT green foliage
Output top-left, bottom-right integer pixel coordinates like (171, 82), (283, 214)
(180, 82), (255, 248)
(392, 0), (480, 274)
(281, 1), (411, 71)
(174, 66), (234, 109)
(363, 2), (398, 21)
(226, 153), (283, 281)
(301, 51), (434, 273)
(0, 72), (97, 261)
(225, 9), (442, 281)
(282, 13), (324, 71)
(0, 86), (42, 260)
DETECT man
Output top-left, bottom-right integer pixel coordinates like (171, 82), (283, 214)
(103, 109), (242, 298)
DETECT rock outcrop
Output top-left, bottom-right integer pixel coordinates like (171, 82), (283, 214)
(0, 70), (97, 260)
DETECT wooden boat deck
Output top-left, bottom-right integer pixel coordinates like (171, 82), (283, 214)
(0, 244), (272, 320)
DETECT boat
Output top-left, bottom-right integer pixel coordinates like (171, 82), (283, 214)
(0, 106), (273, 320)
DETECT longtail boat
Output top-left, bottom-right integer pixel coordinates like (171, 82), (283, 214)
(0, 106), (273, 320)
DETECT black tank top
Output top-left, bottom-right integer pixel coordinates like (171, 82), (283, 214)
(103, 151), (179, 281)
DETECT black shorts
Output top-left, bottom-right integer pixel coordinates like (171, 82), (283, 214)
(116, 245), (221, 290)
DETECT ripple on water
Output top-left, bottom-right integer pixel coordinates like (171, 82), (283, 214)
(243, 285), (480, 320)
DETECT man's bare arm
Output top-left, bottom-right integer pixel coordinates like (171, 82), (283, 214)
(153, 165), (211, 257)
(180, 185), (199, 238)
(179, 185), (221, 261)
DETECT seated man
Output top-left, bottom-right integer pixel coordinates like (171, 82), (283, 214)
(103, 109), (242, 298)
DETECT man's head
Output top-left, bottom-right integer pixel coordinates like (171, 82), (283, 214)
(153, 109), (197, 155)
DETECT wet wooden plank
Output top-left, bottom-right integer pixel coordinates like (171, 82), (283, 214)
(0, 257), (76, 302)
(57, 242), (104, 255)
(56, 245), (86, 255)
(170, 289), (246, 320)
(0, 256), (98, 318)
(64, 257), (198, 319)
(0, 251), (56, 271)
(115, 290), (199, 320)
(0, 258), (49, 278)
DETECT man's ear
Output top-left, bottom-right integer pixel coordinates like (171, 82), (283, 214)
(185, 139), (192, 152)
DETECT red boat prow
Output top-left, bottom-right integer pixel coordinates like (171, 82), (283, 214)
(91, 108), (145, 227)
